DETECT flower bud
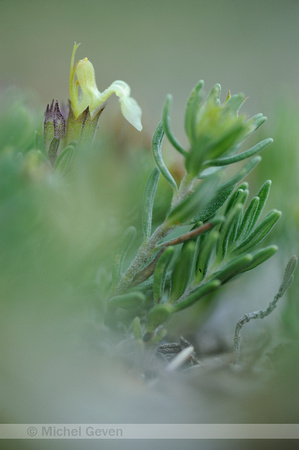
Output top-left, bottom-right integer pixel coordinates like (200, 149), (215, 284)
(43, 100), (66, 153)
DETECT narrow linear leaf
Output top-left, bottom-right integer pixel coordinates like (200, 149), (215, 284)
(166, 176), (215, 225)
(162, 95), (188, 157)
(208, 138), (273, 166)
(195, 186), (233, 223)
(224, 183), (248, 215)
(219, 156), (261, 193)
(142, 167), (160, 239)
(205, 120), (245, 160)
(234, 210), (281, 254)
(216, 189), (248, 258)
(213, 254), (253, 284)
(216, 203), (243, 259)
(198, 166), (224, 179)
(195, 230), (219, 283)
(153, 246), (175, 303)
(169, 241), (197, 302)
(246, 113), (267, 135)
(184, 80), (205, 145)
(225, 187), (249, 216)
(240, 245), (278, 273)
(172, 279), (221, 313)
(228, 200), (245, 248)
(253, 180), (272, 226)
(206, 83), (221, 106)
(236, 196), (260, 240)
(54, 144), (74, 174)
(152, 121), (178, 191)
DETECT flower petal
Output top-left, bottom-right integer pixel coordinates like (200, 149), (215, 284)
(101, 81), (142, 131)
(120, 96), (143, 131)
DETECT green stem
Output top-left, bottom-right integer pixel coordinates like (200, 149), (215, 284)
(113, 222), (171, 294)
(113, 171), (196, 295)
(171, 172), (194, 209)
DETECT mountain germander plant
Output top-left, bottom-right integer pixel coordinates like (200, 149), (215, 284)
(2, 43), (294, 372)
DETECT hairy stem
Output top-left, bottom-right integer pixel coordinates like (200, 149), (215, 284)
(113, 172), (195, 295)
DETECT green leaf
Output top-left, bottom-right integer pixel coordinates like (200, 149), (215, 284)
(147, 303), (172, 332)
(195, 230), (219, 282)
(228, 198), (246, 248)
(184, 80), (204, 145)
(152, 121), (178, 191)
(162, 95), (188, 157)
(216, 188), (249, 259)
(54, 144), (74, 175)
(218, 156), (261, 193)
(236, 181), (272, 242)
(198, 166), (223, 179)
(194, 186), (233, 223)
(236, 196), (260, 240)
(206, 83), (221, 106)
(204, 121), (246, 160)
(253, 180), (272, 226)
(109, 292), (145, 310)
(153, 246), (175, 304)
(169, 241), (197, 302)
(241, 245), (278, 273)
(142, 167), (160, 239)
(224, 186), (248, 215)
(212, 254), (253, 284)
(172, 279), (221, 312)
(243, 113), (267, 139)
(234, 209), (281, 254)
(216, 202), (243, 260)
(207, 138), (273, 166)
(166, 176), (215, 225)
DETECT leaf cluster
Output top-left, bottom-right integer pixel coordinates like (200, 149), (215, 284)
(109, 81), (280, 343)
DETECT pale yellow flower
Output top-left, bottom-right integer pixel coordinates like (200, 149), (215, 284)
(69, 43), (142, 131)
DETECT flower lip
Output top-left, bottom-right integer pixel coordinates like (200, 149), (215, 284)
(69, 43), (142, 131)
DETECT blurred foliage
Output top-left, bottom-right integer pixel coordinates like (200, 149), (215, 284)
(255, 102), (299, 338)
(0, 77), (298, 433)
(14, 76), (283, 352)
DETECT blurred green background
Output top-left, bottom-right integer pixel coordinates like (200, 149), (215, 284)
(1, 0), (299, 140)
(1, 0), (299, 433)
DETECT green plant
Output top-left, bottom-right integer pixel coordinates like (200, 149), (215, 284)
(105, 80), (281, 345)
(0, 45), (286, 366)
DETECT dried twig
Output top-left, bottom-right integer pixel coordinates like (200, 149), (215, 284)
(233, 256), (297, 365)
